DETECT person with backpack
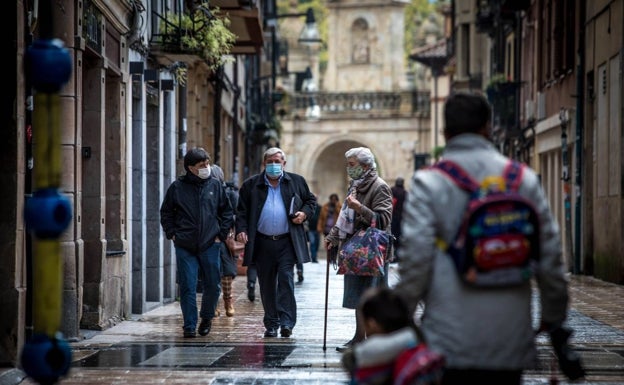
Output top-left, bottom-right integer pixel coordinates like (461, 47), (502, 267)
(394, 91), (571, 385)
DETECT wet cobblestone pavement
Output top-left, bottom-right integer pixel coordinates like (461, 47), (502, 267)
(3, 252), (624, 385)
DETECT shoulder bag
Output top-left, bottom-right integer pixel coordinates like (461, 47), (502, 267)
(337, 216), (389, 276)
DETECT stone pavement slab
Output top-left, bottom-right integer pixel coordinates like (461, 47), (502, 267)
(7, 254), (624, 385)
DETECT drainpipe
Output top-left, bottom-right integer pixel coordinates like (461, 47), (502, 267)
(25, 1), (35, 341)
(178, 70), (187, 159)
(213, 66), (224, 164)
(560, 108), (574, 273)
(232, 57), (240, 184)
(574, 2), (585, 275)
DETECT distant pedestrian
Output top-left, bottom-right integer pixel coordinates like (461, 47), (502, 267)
(390, 177), (407, 261)
(307, 196), (321, 263)
(394, 91), (570, 384)
(246, 265), (257, 302)
(295, 196), (320, 283)
(324, 147), (393, 352)
(160, 148), (234, 338)
(317, 193), (340, 237)
(235, 147), (317, 338)
(211, 164), (240, 317)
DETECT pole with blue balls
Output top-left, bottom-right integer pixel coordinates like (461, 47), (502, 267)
(21, 3), (73, 383)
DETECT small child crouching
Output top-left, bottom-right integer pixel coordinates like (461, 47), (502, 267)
(341, 287), (444, 385)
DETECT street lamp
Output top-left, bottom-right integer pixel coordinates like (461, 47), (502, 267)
(268, 8), (322, 120)
(298, 8), (322, 46)
(269, 7), (321, 89)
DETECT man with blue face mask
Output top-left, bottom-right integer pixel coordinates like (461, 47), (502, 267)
(235, 147), (317, 338)
(160, 147), (234, 338)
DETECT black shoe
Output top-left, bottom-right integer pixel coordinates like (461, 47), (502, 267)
(336, 340), (354, 352)
(247, 283), (255, 302)
(280, 327), (292, 337)
(264, 328), (278, 338)
(183, 330), (196, 338)
(198, 318), (212, 336)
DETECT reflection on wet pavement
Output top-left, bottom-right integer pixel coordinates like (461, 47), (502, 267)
(75, 343), (348, 370)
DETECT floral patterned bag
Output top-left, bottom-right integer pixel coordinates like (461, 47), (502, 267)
(337, 218), (389, 276)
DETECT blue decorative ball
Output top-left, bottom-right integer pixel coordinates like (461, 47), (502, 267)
(21, 333), (72, 384)
(26, 39), (72, 92)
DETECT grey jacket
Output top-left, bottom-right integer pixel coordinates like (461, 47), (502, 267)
(394, 133), (569, 370)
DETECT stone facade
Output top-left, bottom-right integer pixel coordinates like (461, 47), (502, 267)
(279, 0), (430, 204)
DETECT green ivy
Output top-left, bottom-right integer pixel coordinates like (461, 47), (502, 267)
(162, 8), (236, 70)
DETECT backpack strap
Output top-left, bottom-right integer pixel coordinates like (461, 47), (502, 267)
(503, 160), (524, 192)
(431, 160), (480, 193)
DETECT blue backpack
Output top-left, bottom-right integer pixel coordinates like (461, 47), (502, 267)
(433, 159), (540, 288)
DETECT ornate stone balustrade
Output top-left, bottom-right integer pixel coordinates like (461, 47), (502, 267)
(279, 90), (431, 119)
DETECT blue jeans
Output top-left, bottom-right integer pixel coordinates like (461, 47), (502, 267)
(308, 230), (320, 262)
(176, 243), (221, 332)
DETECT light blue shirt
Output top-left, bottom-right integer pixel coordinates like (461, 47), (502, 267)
(257, 175), (289, 235)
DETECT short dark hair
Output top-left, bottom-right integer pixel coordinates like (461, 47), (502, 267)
(359, 287), (412, 333)
(444, 91), (492, 137)
(184, 147), (210, 171)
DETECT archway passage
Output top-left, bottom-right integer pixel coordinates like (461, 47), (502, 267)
(308, 139), (368, 205)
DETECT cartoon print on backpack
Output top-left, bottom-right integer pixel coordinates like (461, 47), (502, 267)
(433, 159), (540, 288)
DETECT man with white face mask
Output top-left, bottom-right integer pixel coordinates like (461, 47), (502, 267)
(236, 147), (317, 338)
(160, 147), (234, 338)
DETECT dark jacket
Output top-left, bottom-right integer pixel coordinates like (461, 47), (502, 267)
(236, 171), (317, 267)
(160, 173), (234, 255)
(391, 184), (407, 238)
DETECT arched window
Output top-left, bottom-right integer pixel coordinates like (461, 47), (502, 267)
(351, 18), (369, 64)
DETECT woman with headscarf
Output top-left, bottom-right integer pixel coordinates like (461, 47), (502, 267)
(324, 147), (393, 352)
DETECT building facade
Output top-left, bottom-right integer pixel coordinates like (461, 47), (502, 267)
(279, 0), (431, 203)
(3, 0), (265, 367)
(450, 0), (624, 283)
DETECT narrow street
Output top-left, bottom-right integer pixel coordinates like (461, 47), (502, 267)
(3, 252), (624, 385)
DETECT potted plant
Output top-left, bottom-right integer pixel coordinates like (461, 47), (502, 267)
(161, 7), (236, 70)
(486, 73), (518, 127)
(485, 73), (516, 100)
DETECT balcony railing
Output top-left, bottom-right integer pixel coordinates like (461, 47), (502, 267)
(279, 90), (430, 119)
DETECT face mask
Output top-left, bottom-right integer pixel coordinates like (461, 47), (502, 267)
(197, 167), (211, 179)
(347, 165), (364, 180)
(265, 163), (283, 178)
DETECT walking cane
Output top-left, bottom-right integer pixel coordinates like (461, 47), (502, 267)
(323, 247), (336, 351)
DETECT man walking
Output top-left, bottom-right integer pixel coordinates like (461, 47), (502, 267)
(160, 148), (234, 338)
(235, 147), (317, 338)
